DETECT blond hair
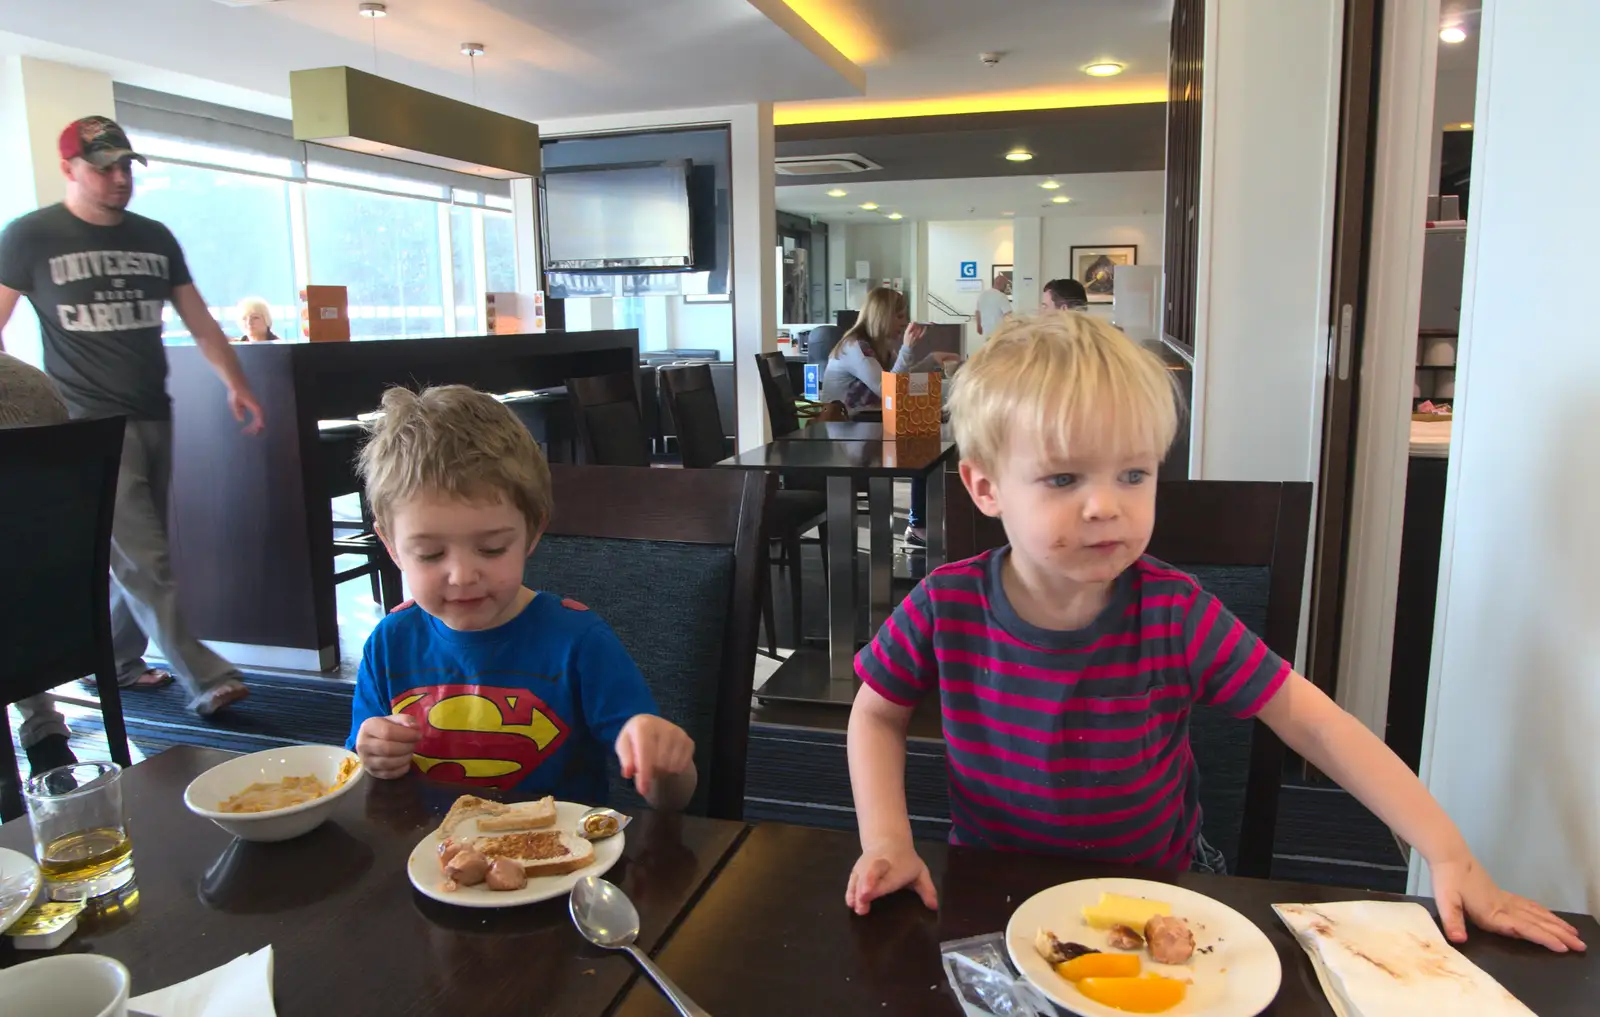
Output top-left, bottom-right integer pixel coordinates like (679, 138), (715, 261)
(948, 311), (1181, 472)
(236, 296), (272, 330)
(359, 385), (553, 535)
(833, 286), (905, 366)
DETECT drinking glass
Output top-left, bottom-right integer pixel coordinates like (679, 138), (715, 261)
(24, 762), (136, 902)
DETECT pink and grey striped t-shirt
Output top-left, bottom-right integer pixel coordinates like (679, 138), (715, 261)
(856, 548), (1289, 868)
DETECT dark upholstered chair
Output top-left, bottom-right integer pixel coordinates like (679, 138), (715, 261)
(0, 418), (133, 821)
(660, 364), (826, 655)
(804, 324), (844, 364)
(943, 471), (1314, 878)
(755, 351), (812, 435)
(320, 424), (403, 611)
(566, 372), (653, 468)
(523, 464), (773, 820)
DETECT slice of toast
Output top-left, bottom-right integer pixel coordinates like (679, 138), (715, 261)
(468, 829), (595, 877)
(475, 796), (557, 833)
(437, 794), (509, 838)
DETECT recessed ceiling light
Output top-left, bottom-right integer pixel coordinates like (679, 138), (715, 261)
(1039, 180), (1061, 190)
(358, 2), (387, 16)
(1000, 211), (1015, 217)
(1439, 26), (1467, 43)
(859, 202), (878, 210)
(1083, 61), (1125, 77)
(826, 188), (848, 198)
(1004, 149), (1033, 162)
(1051, 195), (1071, 204)
(885, 212), (903, 220)
(1458, 122), (1473, 129)
(460, 43), (485, 57)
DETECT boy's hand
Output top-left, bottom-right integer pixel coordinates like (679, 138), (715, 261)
(356, 714), (422, 779)
(614, 715), (695, 801)
(1432, 855), (1586, 953)
(846, 842), (938, 916)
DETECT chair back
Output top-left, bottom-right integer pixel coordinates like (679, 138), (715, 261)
(805, 325), (844, 364)
(523, 465), (773, 819)
(755, 351), (801, 435)
(942, 470), (1313, 877)
(658, 364), (730, 469)
(566, 372), (652, 467)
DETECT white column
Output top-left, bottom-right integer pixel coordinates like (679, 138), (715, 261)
(729, 102), (776, 449)
(1412, 0), (1600, 915)
(827, 222), (849, 319)
(509, 176), (541, 323)
(910, 220), (930, 322)
(0, 57), (115, 365)
(1011, 216), (1042, 315)
(1189, 0), (1343, 481)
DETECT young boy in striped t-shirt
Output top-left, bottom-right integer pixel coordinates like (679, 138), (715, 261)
(844, 313), (1583, 954)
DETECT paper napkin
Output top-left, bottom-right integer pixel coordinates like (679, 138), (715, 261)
(128, 944), (276, 1017)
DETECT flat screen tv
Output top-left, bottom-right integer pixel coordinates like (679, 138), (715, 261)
(541, 162), (693, 272)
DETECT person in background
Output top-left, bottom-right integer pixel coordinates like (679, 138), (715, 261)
(974, 275), (1012, 338)
(0, 116), (263, 718)
(1042, 277), (1089, 311)
(236, 296), (280, 342)
(820, 286), (953, 548)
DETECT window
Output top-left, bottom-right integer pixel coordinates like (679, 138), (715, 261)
(484, 211), (517, 294)
(305, 184), (445, 339)
(450, 206), (482, 335)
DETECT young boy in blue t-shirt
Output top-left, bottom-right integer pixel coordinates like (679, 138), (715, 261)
(345, 385), (696, 809)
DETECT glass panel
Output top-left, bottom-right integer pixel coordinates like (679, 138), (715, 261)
(450, 206), (480, 335)
(306, 162), (447, 199)
(305, 183), (445, 339)
(483, 210), (516, 294)
(125, 132), (297, 179)
(129, 160), (296, 340)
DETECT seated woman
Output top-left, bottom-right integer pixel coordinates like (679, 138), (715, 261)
(235, 296), (281, 343)
(820, 287), (952, 547)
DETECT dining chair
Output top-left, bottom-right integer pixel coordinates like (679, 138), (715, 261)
(523, 464), (773, 820)
(0, 417), (134, 821)
(321, 426), (403, 612)
(660, 363), (826, 655)
(943, 468), (1314, 878)
(565, 371), (653, 468)
(755, 351), (813, 435)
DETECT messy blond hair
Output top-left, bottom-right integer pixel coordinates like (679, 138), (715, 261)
(359, 385), (553, 535)
(948, 311), (1181, 472)
(834, 286), (905, 366)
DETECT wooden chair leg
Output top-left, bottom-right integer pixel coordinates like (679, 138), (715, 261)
(760, 552), (778, 657)
(785, 532), (803, 648)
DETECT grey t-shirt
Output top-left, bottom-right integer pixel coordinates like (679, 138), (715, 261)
(0, 203), (191, 420)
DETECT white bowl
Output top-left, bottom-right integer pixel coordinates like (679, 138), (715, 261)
(184, 745), (364, 843)
(0, 953), (130, 1017)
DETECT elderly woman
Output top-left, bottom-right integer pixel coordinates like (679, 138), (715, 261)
(236, 297), (281, 342)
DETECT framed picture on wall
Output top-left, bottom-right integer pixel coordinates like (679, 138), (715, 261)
(990, 264), (1013, 296)
(1070, 245), (1138, 303)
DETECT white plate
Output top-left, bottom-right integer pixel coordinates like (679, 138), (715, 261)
(406, 800), (623, 908)
(0, 846), (43, 935)
(1006, 877), (1281, 1017)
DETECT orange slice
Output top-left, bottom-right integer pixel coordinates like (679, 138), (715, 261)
(1054, 952), (1142, 981)
(1076, 974), (1187, 1013)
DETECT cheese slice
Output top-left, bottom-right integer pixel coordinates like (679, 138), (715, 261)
(1082, 892), (1172, 931)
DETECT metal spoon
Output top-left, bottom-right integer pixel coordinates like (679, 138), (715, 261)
(569, 875), (712, 1017)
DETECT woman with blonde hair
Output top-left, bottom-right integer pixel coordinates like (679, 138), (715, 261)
(236, 297), (280, 342)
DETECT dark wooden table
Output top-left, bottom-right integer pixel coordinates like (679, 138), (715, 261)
(777, 420), (954, 443)
(0, 747), (747, 1017)
(614, 823), (1600, 1017)
(718, 438), (957, 704)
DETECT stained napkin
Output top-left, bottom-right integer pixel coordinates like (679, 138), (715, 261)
(1274, 901), (1537, 1017)
(128, 945), (276, 1017)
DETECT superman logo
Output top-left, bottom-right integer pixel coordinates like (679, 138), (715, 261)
(390, 683), (569, 790)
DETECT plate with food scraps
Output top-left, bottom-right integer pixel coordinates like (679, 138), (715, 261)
(407, 796), (624, 908)
(0, 847), (43, 935)
(1006, 877), (1281, 1017)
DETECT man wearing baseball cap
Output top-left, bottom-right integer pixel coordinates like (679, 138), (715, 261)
(0, 115), (263, 718)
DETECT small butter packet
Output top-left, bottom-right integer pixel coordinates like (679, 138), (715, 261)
(5, 899), (85, 950)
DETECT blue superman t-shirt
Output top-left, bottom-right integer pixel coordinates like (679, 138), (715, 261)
(345, 593), (658, 804)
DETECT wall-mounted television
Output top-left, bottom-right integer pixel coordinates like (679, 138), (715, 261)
(541, 161), (694, 272)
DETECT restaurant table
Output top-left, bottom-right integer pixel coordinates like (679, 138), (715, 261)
(613, 822), (1600, 1017)
(716, 437), (957, 705)
(776, 420), (954, 444)
(0, 747), (747, 1017)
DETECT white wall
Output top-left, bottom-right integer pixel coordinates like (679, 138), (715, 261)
(1429, 66), (1477, 197)
(668, 299), (734, 358)
(925, 220), (1013, 352)
(1190, 0), (1342, 482)
(1041, 213), (1165, 323)
(1414, 0), (1599, 916)
(842, 223), (906, 286)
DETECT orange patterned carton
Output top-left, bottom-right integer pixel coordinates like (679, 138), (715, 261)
(303, 285), (350, 343)
(882, 371), (942, 437)
(880, 434), (944, 468)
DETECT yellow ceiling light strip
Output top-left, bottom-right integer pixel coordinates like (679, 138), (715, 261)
(776, 84), (1167, 125)
(773, 0), (884, 63)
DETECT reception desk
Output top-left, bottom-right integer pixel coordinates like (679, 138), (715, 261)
(166, 330), (638, 671)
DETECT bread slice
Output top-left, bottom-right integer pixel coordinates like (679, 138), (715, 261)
(475, 796), (557, 833)
(468, 829), (595, 877)
(437, 794), (509, 838)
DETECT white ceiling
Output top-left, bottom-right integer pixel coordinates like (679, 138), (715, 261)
(0, 0), (863, 121)
(776, 170), (1165, 223)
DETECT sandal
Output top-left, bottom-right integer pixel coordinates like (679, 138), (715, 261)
(193, 680), (250, 718)
(82, 668), (175, 691)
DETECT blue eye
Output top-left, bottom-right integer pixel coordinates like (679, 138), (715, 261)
(1043, 474), (1078, 489)
(1122, 469), (1150, 485)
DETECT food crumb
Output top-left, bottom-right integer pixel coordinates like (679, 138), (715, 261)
(583, 969), (595, 976)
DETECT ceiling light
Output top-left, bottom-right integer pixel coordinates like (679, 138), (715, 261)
(1083, 62), (1125, 77)
(1458, 122), (1473, 129)
(885, 212), (903, 220)
(460, 43), (485, 57)
(826, 188), (848, 198)
(859, 201), (878, 210)
(1039, 180), (1061, 190)
(1051, 195), (1071, 204)
(1004, 149), (1033, 162)
(1000, 211), (1014, 217)
(358, 2), (386, 16)
(1439, 26), (1467, 43)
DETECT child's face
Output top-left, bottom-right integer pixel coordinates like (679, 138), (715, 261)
(379, 491), (537, 631)
(962, 424), (1159, 587)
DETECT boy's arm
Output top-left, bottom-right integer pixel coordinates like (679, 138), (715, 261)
(1257, 673), (1584, 952)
